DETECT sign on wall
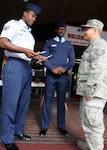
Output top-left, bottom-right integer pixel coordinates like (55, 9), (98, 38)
(64, 25), (107, 46)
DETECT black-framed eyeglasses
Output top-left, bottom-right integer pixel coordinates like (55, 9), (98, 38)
(81, 27), (93, 32)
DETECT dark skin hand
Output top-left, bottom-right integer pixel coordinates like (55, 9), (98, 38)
(52, 67), (66, 75)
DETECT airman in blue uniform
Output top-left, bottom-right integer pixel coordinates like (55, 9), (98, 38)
(0, 3), (46, 150)
(39, 20), (75, 136)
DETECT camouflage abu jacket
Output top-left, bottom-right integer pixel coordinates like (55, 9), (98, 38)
(76, 36), (107, 99)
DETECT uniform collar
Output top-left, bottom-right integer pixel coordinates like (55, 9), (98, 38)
(19, 19), (31, 31)
(54, 36), (65, 43)
(89, 36), (101, 45)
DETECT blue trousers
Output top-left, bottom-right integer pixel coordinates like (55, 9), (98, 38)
(41, 71), (68, 129)
(0, 58), (32, 144)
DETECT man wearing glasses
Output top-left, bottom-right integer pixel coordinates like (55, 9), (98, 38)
(76, 19), (107, 150)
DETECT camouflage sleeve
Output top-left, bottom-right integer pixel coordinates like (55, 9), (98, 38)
(85, 43), (107, 96)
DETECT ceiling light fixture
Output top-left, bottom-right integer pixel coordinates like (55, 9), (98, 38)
(23, 0), (29, 2)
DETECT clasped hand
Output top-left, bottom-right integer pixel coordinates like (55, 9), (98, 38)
(52, 67), (66, 75)
(84, 96), (94, 100)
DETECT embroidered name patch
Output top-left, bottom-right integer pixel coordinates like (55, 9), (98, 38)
(51, 44), (57, 47)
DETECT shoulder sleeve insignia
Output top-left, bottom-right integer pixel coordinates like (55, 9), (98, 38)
(3, 25), (10, 31)
(94, 49), (105, 57)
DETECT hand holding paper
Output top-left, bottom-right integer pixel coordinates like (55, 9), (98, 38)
(36, 55), (52, 64)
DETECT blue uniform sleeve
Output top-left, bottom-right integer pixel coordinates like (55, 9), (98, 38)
(63, 45), (75, 71)
(42, 41), (55, 71)
(42, 40), (75, 72)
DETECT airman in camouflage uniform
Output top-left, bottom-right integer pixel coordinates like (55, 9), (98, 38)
(76, 19), (107, 150)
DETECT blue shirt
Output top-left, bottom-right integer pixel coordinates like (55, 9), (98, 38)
(43, 36), (75, 71)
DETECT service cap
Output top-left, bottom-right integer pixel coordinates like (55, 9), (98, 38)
(25, 3), (41, 15)
(57, 20), (66, 28)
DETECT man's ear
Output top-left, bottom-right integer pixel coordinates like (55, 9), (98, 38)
(23, 11), (28, 17)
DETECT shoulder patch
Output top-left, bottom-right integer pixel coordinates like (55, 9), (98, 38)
(94, 49), (105, 56)
(3, 25), (10, 31)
